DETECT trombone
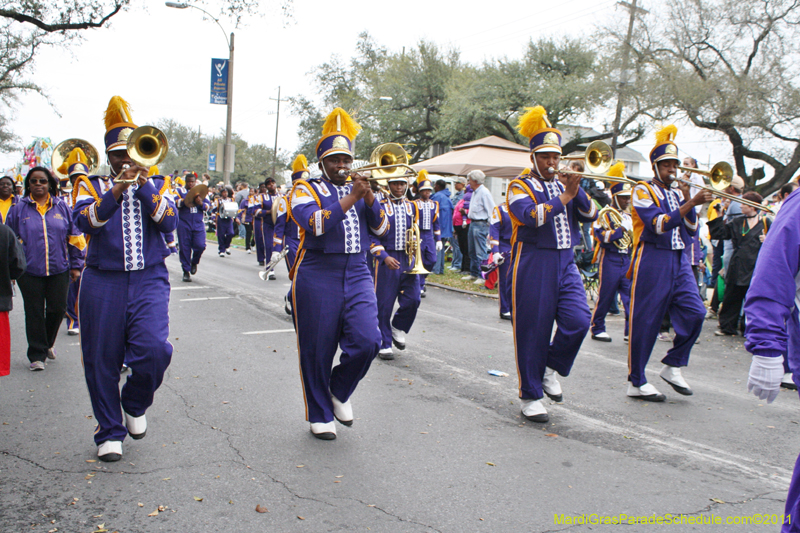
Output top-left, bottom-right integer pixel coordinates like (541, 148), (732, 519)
(114, 126), (169, 184)
(337, 142), (418, 181)
(551, 140), (638, 186)
(674, 162), (773, 214)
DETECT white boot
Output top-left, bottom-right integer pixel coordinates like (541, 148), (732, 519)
(521, 399), (549, 423)
(378, 348), (394, 360)
(97, 440), (122, 462)
(659, 365), (693, 396)
(124, 411), (147, 439)
(391, 327), (406, 350)
(310, 422), (336, 440)
(626, 382), (666, 402)
(331, 394), (353, 426)
(542, 367), (563, 402)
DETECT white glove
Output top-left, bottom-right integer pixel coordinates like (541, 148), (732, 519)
(435, 241), (443, 252)
(270, 251), (280, 262)
(621, 218), (633, 232)
(747, 355), (784, 404)
(492, 252), (505, 265)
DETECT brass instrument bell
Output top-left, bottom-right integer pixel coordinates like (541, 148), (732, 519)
(115, 125), (170, 184)
(598, 206), (632, 251)
(52, 138), (100, 179)
(561, 140), (614, 175)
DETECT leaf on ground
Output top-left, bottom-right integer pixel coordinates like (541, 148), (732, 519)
(335, 475), (343, 478)
(137, 503), (143, 507)
(162, 478), (170, 481)
(298, 516), (305, 520)
(255, 505), (268, 513)
(194, 497), (203, 502)
(147, 510), (158, 517)
(85, 459), (96, 463)
(711, 498), (725, 504)
(296, 465), (304, 468)
(157, 506), (166, 512)
(486, 462), (496, 466)
(544, 433), (558, 437)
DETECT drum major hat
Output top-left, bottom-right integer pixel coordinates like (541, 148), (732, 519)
(607, 162), (632, 196)
(57, 147), (91, 178)
(316, 108), (361, 161)
(103, 96), (137, 153)
(649, 125), (679, 166)
(517, 106), (562, 154)
(291, 154), (310, 182)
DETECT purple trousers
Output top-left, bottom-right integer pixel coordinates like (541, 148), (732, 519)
(374, 250), (421, 350)
(79, 263), (173, 445)
(511, 244), (590, 400)
(628, 243), (705, 387)
(254, 219), (274, 263)
(216, 218), (234, 253)
(292, 250), (380, 423)
(177, 221), (206, 273)
(497, 242), (512, 314)
(66, 275), (80, 330)
(590, 249), (631, 336)
(785, 445), (800, 532)
(418, 232), (437, 290)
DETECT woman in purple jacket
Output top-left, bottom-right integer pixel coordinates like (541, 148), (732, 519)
(6, 168), (85, 371)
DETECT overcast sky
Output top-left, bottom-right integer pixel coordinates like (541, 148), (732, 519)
(1, 0), (755, 175)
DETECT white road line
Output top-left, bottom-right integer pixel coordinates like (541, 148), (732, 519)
(416, 308), (511, 334)
(180, 296), (232, 302)
(242, 328), (296, 335)
(408, 349), (792, 489)
(171, 286), (210, 291)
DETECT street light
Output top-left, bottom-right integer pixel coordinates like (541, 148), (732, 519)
(166, 2), (235, 187)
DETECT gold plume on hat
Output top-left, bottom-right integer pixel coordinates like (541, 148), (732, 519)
(321, 108), (361, 141)
(517, 106), (552, 139)
(148, 166), (159, 177)
(607, 161), (626, 179)
(291, 154), (309, 172)
(104, 95), (134, 130)
(655, 124), (678, 145)
(416, 168), (429, 185)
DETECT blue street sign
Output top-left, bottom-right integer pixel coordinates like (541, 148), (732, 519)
(210, 58), (228, 105)
(208, 153), (217, 172)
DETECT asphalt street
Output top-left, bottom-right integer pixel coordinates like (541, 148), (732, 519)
(1, 243), (797, 532)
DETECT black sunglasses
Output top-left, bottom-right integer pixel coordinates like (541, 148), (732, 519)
(29, 178), (50, 185)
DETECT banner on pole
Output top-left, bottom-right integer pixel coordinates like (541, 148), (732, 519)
(210, 58), (229, 105)
(208, 153), (217, 172)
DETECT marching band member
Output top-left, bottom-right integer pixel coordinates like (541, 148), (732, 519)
(238, 187), (257, 253)
(414, 171), (441, 297)
(73, 96), (177, 461)
(489, 202), (512, 320)
(0, 175), (19, 224)
(156, 168), (179, 257)
(288, 108), (388, 440)
(741, 181), (800, 532)
(211, 187), (235, 256)
(590, 163), (633, 343)
(254, 178), (279, 275)
(57, 148), (91, 335)
(175, 172), (209, 282)
(627, 125), (712, 401)
(506, 106), (597, 423)
(371, 173), (421, 360)
(272, 155), (309, 313)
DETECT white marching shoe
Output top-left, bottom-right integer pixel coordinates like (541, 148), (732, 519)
(627, 382), (666, 402)
(331, 394), (353, 426)
(310, 421), (336, 440)
(391, 327), (406, 350)
(782, 372), (798, 390)
(378, 348), (394, 360)
(124, 411), (147, 439)
(97, 440), (122, 462)
(659, 365), (693, 396)
(521, 399), (549, 423)
(542, 367), (563, 402)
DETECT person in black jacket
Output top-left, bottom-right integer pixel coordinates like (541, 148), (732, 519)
(708, 191), (770, 336)
(0, 221), (27, 376)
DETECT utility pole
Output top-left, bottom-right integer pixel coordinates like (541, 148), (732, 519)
(610, 0), (648, 152)
(269, 86), (289, 181)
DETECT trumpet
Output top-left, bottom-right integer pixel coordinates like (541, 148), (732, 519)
(549, 166), (638, 186)
(598, 206), (632, 250)
(552, 140), (637, 186)
(405, 224), (430, 275)
(673, 162), (773, 214)
(114, 126), (169, 184)
(338, 142), (418, 181)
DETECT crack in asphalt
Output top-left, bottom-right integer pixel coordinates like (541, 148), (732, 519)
(341, 496), (444, 532)
(0, 450), (198, 476)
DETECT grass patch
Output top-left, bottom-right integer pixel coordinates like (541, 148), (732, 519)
(427, 267), (498, 294)
(206, 231), (246, 247)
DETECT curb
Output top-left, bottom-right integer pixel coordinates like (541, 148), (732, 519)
(426, 282), (498, 300)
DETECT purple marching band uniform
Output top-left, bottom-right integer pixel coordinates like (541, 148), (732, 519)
(175, 184), (209, 276)
(627, 126), (705, 401)
(254, 191), (277, 265)
(413, 176), (440, 293)
(742, 186), (800, 532)
(370, 183), (421, 359)
(506, 105), (597, 423)
(60, 168), (82, 335)
(287, 108), (389, 439)
(212, 196), (236, 254)
(73, 96), (177, 461)
(489, 203), (513, 317)
(589, 175), (632, 342)
(273, 155), (310, 312)
(238, 193), (257, 250)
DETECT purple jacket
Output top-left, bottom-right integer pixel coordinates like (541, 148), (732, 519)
(6, 195), (85, 277)
(743, 188), (800, 367)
